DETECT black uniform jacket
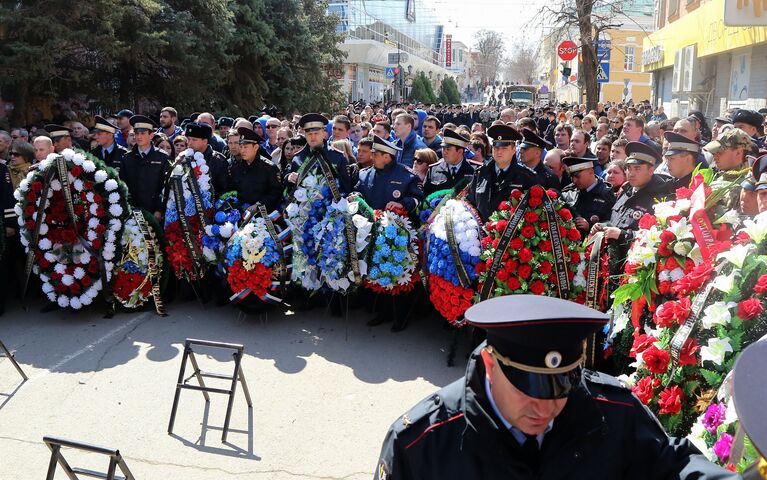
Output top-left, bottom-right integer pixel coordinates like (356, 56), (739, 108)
(90, 143), (128, 171)
(423, 159), (475, 196)
(609, 174), (674, 243)
(200, 145), (230, 200)
(228, 151), (283, 212)
(374, 343), (738, 480)
(289, 141), (352, 195)
(467, 161), (539, 221)
(561, 177), (616, 237)
(531, 161), (561, 191)
(119, 145), (170, 214)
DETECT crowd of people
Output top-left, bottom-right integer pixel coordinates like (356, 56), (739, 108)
(0, 99), (766, 321)
(2, 98), (766, 480)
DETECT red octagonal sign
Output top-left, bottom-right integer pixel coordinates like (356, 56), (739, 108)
(558, 40), (578, 61)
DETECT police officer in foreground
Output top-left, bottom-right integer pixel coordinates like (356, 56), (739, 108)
(593, 141), (673, 245)
(355, 135), (423, 332)
(560, 156), (615, 237)
(229, 126), (282, 212)
(90, 115), (128, 170)
(592, 141), (674, 292)
(355, 135), (423, 213)
(731, 337), (767, 480)
(286, 113), (352, 195)
(423, 129), (475, 195)
(467, 124), (538, 221)
(374, 295), (736, 480)
(119, 115), (170, 221)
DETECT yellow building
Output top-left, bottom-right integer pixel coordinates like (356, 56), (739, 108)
(599, 28), (654, 103)
(643, 0), (767, 119)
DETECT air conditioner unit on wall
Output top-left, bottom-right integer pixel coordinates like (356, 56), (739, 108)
(672, 50), (683, 93)
(683, 45), (704, 92)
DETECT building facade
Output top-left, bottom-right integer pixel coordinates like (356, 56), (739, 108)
(328, 0), (455, 103)
(643, 0), (767, 119)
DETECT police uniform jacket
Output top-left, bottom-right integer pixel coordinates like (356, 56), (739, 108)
(0, 164), (16, 229)
(609, 174), (674, 243)
(290, 141), (352, 195)
(355, 160), (424, 212)
(200, 145), (230, 200)
(423, 159), (475, 196)
(90, 143), (128, 171)
(119, 144), (170, 214)
(561, 177), (616, 237)
(467, 162), (539, 221)
(228, 151), (282, 212)
(530, 162), (560, 191)
(374, 343), (738, 480)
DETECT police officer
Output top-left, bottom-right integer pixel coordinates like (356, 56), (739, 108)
(229, 126), (282, 212)
(518, 128), (559, 190)
(180, 122), (230, 201)
(592, 142), (674, 285)
(467, 124), (538, 221)
(286, 113), (352, 194)
(120, 115), (170, 221)
(374, 295), (736, 480)
(355, 135), (423, 212)
(663, 131), (700, 189)
(561, 156), (615, 237)
(90, 115), (128, 170)
(423, 129), (475, 195)
(356, 135), (423, 331)
(44, 124), (74, 153)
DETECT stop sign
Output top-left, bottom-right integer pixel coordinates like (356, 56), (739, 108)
(558, 40), (578, 61)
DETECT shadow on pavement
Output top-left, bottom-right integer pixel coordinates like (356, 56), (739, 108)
(0, 294), (466, 386)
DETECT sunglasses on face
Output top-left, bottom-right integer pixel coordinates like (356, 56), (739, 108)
(10, 152), (21, 157)
(266, 125), (279, 129)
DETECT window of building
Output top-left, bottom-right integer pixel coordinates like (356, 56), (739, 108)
(668, 0), (679, 18)
(624, 46), (635, 72)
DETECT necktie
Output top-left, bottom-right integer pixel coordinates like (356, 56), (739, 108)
(451, 166), (457, 177)
(521, 434), (540, 470)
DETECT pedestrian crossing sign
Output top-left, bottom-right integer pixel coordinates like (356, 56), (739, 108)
(596, 62), (609, 83)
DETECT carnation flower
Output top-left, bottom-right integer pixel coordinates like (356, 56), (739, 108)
(713, 433), (733, 463)
(702, 402), (727, 434)
(104, 179), (118, 191)
(39, 238), (52, 250)
(658, 385), (684, 415)
(737, 298), (764, 320)
(57, 296), (70, 308)
(94, 170), (108, 183)
(631, 376), (659, 405)
(642, 345), (670, 374)
(109, 204), (123, 217)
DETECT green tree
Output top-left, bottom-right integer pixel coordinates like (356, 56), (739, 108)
(438, 77), (461, 104)
(408, 72), (437, 104)
(0, 0), (345, 122)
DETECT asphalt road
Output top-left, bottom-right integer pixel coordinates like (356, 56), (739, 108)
(0, 296), (467, 479)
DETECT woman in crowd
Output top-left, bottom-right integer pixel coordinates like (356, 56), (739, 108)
(152, 133), (172, 156)
(8, 142), (34, 189)
(412, 148), (438, 187)
(605, 159), (627, 195)
(172, 135), (188, 158)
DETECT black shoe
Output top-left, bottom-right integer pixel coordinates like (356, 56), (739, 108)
(366, 314), (391, 326)
(391, 320), (408, 332)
